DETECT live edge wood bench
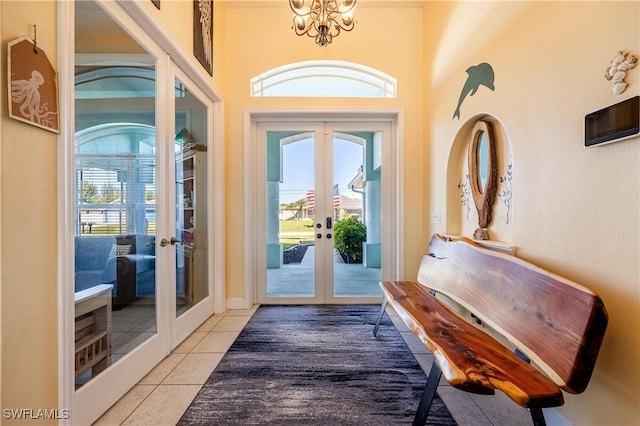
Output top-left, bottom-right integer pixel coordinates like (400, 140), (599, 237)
(373, 234), (608, 426)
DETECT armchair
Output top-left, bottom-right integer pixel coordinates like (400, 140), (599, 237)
(75, 234), (156, 309)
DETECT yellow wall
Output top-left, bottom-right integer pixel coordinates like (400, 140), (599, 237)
(221, 2), (427, 300)
(141, 0), (225, 95)
(424, 1), (639, 424)
(1, 1), (59, 423)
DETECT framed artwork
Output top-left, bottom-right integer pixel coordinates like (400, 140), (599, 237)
(152, 0), (160, 10)
(7, 36), (59, 133)
(194, 0), (213, 76)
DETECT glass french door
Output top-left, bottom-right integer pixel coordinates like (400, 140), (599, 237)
(169, 66), (214, 347)
(69, 2), (216, 424)
(71, 1), (167, 424)
(260, 123), (383, 304)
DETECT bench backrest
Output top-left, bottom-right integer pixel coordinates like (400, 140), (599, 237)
(417, 234), (608, 394)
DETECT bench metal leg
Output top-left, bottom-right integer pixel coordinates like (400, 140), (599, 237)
(373, 298), (388, 337)
(413, 361), (443, 426)
(515, 348), (547, 426)
(530, 408), (546, 426)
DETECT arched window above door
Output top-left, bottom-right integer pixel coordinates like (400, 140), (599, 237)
(250, 60), (397, 98)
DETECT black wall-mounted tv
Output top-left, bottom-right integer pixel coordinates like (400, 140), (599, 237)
(584, 96), (639, 147)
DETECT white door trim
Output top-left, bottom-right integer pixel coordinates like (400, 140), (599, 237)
(243, 109), (405, 307)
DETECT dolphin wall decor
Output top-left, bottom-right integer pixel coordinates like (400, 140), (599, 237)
(453, 62), (495, 120)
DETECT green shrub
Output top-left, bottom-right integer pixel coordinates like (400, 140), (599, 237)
(333, 217), (366, 263)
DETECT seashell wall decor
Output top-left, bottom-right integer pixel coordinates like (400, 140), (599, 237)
(605, 51), (637, 94)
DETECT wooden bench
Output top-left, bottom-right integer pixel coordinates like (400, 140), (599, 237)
(373, 234), (608, 426)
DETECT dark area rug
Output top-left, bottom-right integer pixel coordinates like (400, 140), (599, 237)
(178, 305), (457, 425)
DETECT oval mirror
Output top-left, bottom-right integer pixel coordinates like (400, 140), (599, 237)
(476, 131), (489, 194)
(468, 119), (497, 233)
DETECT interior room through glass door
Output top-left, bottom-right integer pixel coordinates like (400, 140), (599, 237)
(70, 1), (218, 423)
(169, 66), (215, 349)
(174, 76), (209, 318)
(72, 3), (169, 423)
(74, 0), (159, 390)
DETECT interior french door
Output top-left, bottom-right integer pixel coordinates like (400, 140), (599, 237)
(168, 64), (215, 348)
(258, 122), (385, 304)
(67, 2), (218, 424)
(70, 2), (168, 424)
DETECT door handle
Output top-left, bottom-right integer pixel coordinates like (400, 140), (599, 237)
(326, 217), (332, 229)
(160, 237), (181, 247)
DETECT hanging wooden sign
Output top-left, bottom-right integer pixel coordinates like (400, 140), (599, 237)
(7, 35), (59, 133)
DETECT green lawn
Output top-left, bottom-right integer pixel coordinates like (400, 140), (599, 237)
(280, 219), (314, 249)
(279, 218), (314, 233)
(84, 221), (310, 250)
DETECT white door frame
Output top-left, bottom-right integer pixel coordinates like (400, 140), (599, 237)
(243, 109), (405, 307)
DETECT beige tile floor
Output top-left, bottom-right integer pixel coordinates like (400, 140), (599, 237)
(94, 305), (572, 426)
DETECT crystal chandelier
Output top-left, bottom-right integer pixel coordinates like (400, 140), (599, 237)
(289, 0), (357, 47)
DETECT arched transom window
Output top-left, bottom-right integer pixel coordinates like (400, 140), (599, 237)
(250, 60), (397, 98)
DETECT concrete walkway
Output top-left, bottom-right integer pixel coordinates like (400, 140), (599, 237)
(266, 246), (382, 298)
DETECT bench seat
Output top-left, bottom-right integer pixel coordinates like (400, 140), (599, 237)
(374, 234), (608, 426)
(379, 280), (563, 408)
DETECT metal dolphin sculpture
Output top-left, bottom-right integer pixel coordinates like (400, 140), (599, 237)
(453, 63), (495, 120)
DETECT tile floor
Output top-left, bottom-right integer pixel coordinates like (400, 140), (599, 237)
(94, 305), (573, 426)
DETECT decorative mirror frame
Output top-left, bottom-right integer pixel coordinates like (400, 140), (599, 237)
(468, 119), (498, 238)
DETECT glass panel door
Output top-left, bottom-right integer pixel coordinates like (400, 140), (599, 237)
(70, 2), (219, 423)
(170, 67), (214, 347)
(74, 1), (159, 389)
(72, 1), (168, 423)
(331, 132), (382, 299)
(261, 125), (383, 304)
(174, 77), (209, 317)
(266, 132), (316, 298)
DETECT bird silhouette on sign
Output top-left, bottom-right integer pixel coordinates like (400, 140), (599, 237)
(453, 63), (495, 120)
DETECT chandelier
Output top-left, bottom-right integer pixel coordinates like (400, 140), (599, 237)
(289, 0), (357, 47)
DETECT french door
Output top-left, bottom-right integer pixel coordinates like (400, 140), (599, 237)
(257, 121), (389, 304)
(65, 2), (220, 424)
(169, 65), (215, 347)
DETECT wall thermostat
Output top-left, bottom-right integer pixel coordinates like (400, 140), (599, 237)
(584, 95), (639, 147)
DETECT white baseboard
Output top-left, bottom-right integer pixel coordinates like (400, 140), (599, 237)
(226, 297), (253, 310)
